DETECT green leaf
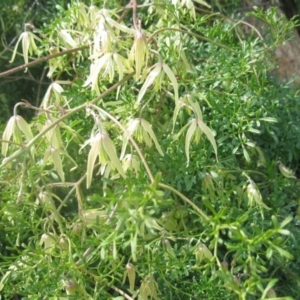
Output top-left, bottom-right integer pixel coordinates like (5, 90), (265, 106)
(271, 243), (294, 260)
(261, 278), (278, 299)
(243, 147), (251, 163)
(259, 117), (277, 123)
(279, 215), (293, 228)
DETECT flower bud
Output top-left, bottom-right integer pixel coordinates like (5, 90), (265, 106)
(221, 261), (228, 271)
(195, 243), (213, 263)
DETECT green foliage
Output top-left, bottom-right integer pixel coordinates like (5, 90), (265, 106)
(1, 0), (300, 299)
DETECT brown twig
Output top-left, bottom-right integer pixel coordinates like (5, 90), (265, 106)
(111, 285), (134, 300)
(131, 0), (139, 30)
(0, 45), (89, 79)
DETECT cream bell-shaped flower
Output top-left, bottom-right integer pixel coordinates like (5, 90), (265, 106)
(40, 233), (56, 254)
(195, 243), (213, 263)
(10, 24), (42, 71)
(123, 263), (136, 293)
(41, 118), (64, 149)
(174, 97), (217, 165)
(137, 62), (179, 104)
(139, 275), (160, 300)
(120, 118), (164, 159)
(246, 181), (271, 210)
(278, 161), (296, 179)
(80, 131), (125, 189)
(58, 29), (78, 48)
(84, 52), (131, 95)
(122, 154), (140, 176)
(88, 5), (99, 28)
(1, 115), (33, 157)
(41, 81), (70, 109)
(43, 146), (65, 182)
(129, 27), (148, 80)
(93, 18), (115, 55)
(90, 8), (135, 36)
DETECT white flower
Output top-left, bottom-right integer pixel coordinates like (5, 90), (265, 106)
(121, 118), (164, 158)
(80, 131), (125, 189)
(1, 115), (33, 156)
(10, 24), (42, 70)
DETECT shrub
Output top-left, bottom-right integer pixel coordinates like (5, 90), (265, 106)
(0, 1), (299, 299)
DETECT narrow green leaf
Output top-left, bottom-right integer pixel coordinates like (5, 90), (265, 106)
(243, 147), (251, 163)
(272, 244), (294, 260)
(0, 270), (12, 292)
(277, 229), (290, 235)
(279, 215), (293, 228)
(259, 117), (277, 123)
(261, 278), (278, 299)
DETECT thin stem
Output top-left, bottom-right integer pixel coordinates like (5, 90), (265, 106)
(0, 72), (134, 169)
(194, 6), (267, 49)
(57, 171), (87, 213)
(131, 0), (138, 31)
(0, 45), (89, 79)
(111, 285), (133, 300)
(0, 139), (24, 148)
(158, 183), (209, 220)
(148, 27), (237, 53)
(13, 102), (25, 116)
(106, 203), (118, 224)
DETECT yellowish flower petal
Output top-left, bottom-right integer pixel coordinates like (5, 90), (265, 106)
(1, 116), (17, 156)
(16, 116), (33, 142)
(137, 63), (162, 103)
(197, 119), (217, 158)
(140, 119), (164, 156)
(185, 119), (197, 165)
(162, 63), (179, 103)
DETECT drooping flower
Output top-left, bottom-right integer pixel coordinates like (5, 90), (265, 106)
(120, 118), (164, 159)
(80, 131), (125, 189)
(1, 115), (33, 157)
(10, 23), (42, 70)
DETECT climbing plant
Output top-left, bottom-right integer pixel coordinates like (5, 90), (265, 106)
(0, 0), (299, 299)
